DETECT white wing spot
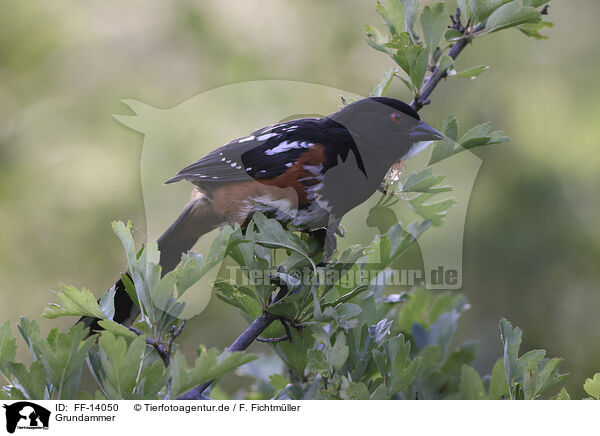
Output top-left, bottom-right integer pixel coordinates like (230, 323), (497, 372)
(257, 132), (278, 141)
(212, 176), (218, 179)
(221, 157), (226, 161)
(264, 141), (313, 156)
(238, 135), (255, 143)
(230, 162), (237, 167)
(245, 167), (252, 171)
(285, 162), (293, 167)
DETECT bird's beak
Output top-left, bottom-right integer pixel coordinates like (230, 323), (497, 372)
(409, 121), (444, 141)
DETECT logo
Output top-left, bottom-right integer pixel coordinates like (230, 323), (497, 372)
(2, 402), (50, 433)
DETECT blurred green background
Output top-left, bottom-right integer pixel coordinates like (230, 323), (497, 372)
(1, 0), (599, 397)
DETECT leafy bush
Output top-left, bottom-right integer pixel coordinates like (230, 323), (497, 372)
(2, 0), (598, 400)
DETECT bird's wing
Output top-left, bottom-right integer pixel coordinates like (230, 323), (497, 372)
(165, 118), (366, 184)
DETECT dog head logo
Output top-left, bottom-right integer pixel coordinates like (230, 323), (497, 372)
(3, 402), (50, 433)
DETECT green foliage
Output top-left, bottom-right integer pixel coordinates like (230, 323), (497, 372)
(500, 318), (568, 399)
(4, 0), (595, 402)
(0, 222), (255, 400)
(367, 0), (552, 102)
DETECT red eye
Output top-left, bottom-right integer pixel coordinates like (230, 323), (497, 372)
(390, 112), (403, 123)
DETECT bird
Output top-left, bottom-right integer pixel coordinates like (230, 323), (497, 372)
(81, 96), (443, 328)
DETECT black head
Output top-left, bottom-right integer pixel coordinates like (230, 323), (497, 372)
(328, 97), (443, 160)
(367, 97), (421, 121)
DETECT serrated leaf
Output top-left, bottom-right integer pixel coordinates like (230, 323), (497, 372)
(32, 323), (96, 399)
(43, 285), (107, 319)
(554, 387), (570, 400)
(7, 361), (48, 400)
(269, 374), (290, 392)
(402, 168), (451, 194)
(326, 334), (349, 371)
(584, 373), (600, 400)
(170, 347), (258, 398)
(96, 332), (147, 399)
(370, 68), (396, 97)
(364, 24), (392, 54)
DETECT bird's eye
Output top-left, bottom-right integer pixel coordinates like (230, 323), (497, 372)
(390, 112), (403, 123)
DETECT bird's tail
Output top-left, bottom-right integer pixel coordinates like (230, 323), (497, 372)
(80, 195), (224, 329)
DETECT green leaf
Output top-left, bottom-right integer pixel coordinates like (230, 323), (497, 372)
(553, 387), (570, 400)
(7, 361), (48, 400)
(0, 321), (17, 371)
(525, 0), (551, 7)
(584, 373), (600, 400)
(307, 349), (330, 376)
(43, 285), (107, 319)
(454, 65), (490, 79)
(428, 116), (462, 166)
(401, 0), (420, 43)
(340, 379), (371, 400)
(98, 286), (116, 321)
(170, 347), (258, 398)
(97, 320), (138, 340)
(518, 20), (553, 39)
(445, 29), (463, 41)
(487, 359), (510, 399)
(401, 168), (452, 194)
(405, 45), (429, 89)
(325, 334), (349, 371)
(112, 221), (137, 268)
(387, 32), (412, 72)
(269, 374), (290, 392)
(376, 0), (405, 35)
(438, 55), (454, 75)
(364, 24), (392, 54)
(421, 3), (447, 51)
(476, 1), (541, 36)
(457, 0), (474, 22)
(499, 318), (522, 399)
(96, 332), (147, 400)
(458, 364), (486, 399)
(468, 0), (513, 22)
(32, 323), (96, 400)
(214, 280), (261, 322)
(370, 68), (396, 97)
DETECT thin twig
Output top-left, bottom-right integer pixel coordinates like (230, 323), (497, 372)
(410, 8), (483, 112)
(177, 276), (290, 400)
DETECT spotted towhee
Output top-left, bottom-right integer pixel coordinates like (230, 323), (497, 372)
(82, 96), (443, 328)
